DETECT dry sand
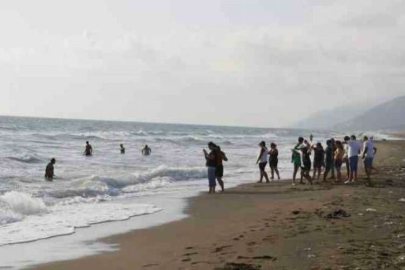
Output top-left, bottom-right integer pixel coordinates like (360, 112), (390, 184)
(33, 141), (405, 270)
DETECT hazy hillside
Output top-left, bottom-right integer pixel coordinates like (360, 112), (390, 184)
(292, 103), (375, 130)
(336, 95), (405, 131)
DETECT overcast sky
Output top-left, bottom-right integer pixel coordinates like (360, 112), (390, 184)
(0, 0), (404, 127)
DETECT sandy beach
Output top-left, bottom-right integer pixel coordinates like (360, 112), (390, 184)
(33, 140), (405, 270)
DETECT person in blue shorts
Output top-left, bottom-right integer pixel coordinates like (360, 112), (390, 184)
(203, 142), (218, 194)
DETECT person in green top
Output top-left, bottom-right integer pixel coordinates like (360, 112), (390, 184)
(291, 137), (304, 185)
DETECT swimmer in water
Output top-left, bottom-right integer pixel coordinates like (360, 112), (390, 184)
(142, 145), (152, 156)
(45, 158), (56, 180)
(84, 141), (93, 156)
(120, 144), (125, 154)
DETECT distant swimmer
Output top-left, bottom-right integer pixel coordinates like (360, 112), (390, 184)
(84, 141), (93, 156)
(45, 158), (56, 180)
(120, 144), (125, 154)
(142, 145), (151, 156)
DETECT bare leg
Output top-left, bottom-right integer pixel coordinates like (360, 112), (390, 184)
(217, 177), (225, 192)
(275, 168), (280, 180)
(263, 171), (270, 183)
(293, 165), (299, 184)
(270, 168), (275, 180)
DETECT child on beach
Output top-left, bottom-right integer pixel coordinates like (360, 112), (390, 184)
(269, 143), (281, 180)
(256, 141), (270, 183)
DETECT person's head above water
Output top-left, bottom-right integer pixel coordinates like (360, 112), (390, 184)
(51, 158), (56, 164)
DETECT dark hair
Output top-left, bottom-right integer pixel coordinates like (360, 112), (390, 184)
(86, 141), (89, 144)
(271, 143), (276, 148)
(326, 139), (332, 146)
(298, 137), (304, 143)
(363, 136), (369, 140)
(51, 158), (56, 163)
(335, 140), (343, 149)
(259, 141), (266, 146)
(344, 136), (350, 142)
(316, 142), (323, 149)
(351, 135), (356, 140)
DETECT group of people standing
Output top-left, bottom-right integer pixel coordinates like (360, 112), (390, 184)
(291, 135), (377, 185)
(204, 134), (377, 193)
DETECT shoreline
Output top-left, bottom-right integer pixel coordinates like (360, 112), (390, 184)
(32, 140), (405, 270)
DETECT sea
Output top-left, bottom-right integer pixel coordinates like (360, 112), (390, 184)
(0, 116), (362, 268)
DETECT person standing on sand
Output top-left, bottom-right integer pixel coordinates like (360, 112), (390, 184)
(345, 135), (361, 184)
(312, 142), (325, 180)
(334, 141), (345, 182)
(84, 141), (93, 156)
(45, 158), (56, 180)
(215, 145), (228, 192)
(203, 142), (218, 194)
(330, 138), (336, 180)
(362, 136), (377, 183)
(291, 137), (305, 185)
(323, 140), (334, 182)
(300, 140), (313, 185)
(343, 136), (351, 180)
(269, 143), (281, 180)
(256, 141), (270, 183)
(120, 144), (125, 154)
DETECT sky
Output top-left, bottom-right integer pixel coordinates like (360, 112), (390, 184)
(0, 0), (404, 128)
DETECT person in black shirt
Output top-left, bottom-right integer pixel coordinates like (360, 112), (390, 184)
(120, 144), (125, 154)
(323, 140), (334, 182)
(312, 143), (325, 180)
(269, 143), (280, 180)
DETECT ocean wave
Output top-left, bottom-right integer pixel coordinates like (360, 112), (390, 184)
(0, 191), (48, 225)
(7, 155), (44, 164)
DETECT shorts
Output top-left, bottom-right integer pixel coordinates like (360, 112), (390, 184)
(269, 159), (278, 169)
(335, 160), (343, 170)
(349, 156), (359, 172)
(207, 167), (217, 187)
(216, 165), (224, 177)
(259, 162), (267, 171)
(364, 157), (374, 169)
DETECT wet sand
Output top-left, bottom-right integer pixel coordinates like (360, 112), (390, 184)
(33, 140), (405, 270)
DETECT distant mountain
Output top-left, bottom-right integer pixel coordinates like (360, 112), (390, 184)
(291, 103), (376, 131)
(335, 95), (405, 131)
